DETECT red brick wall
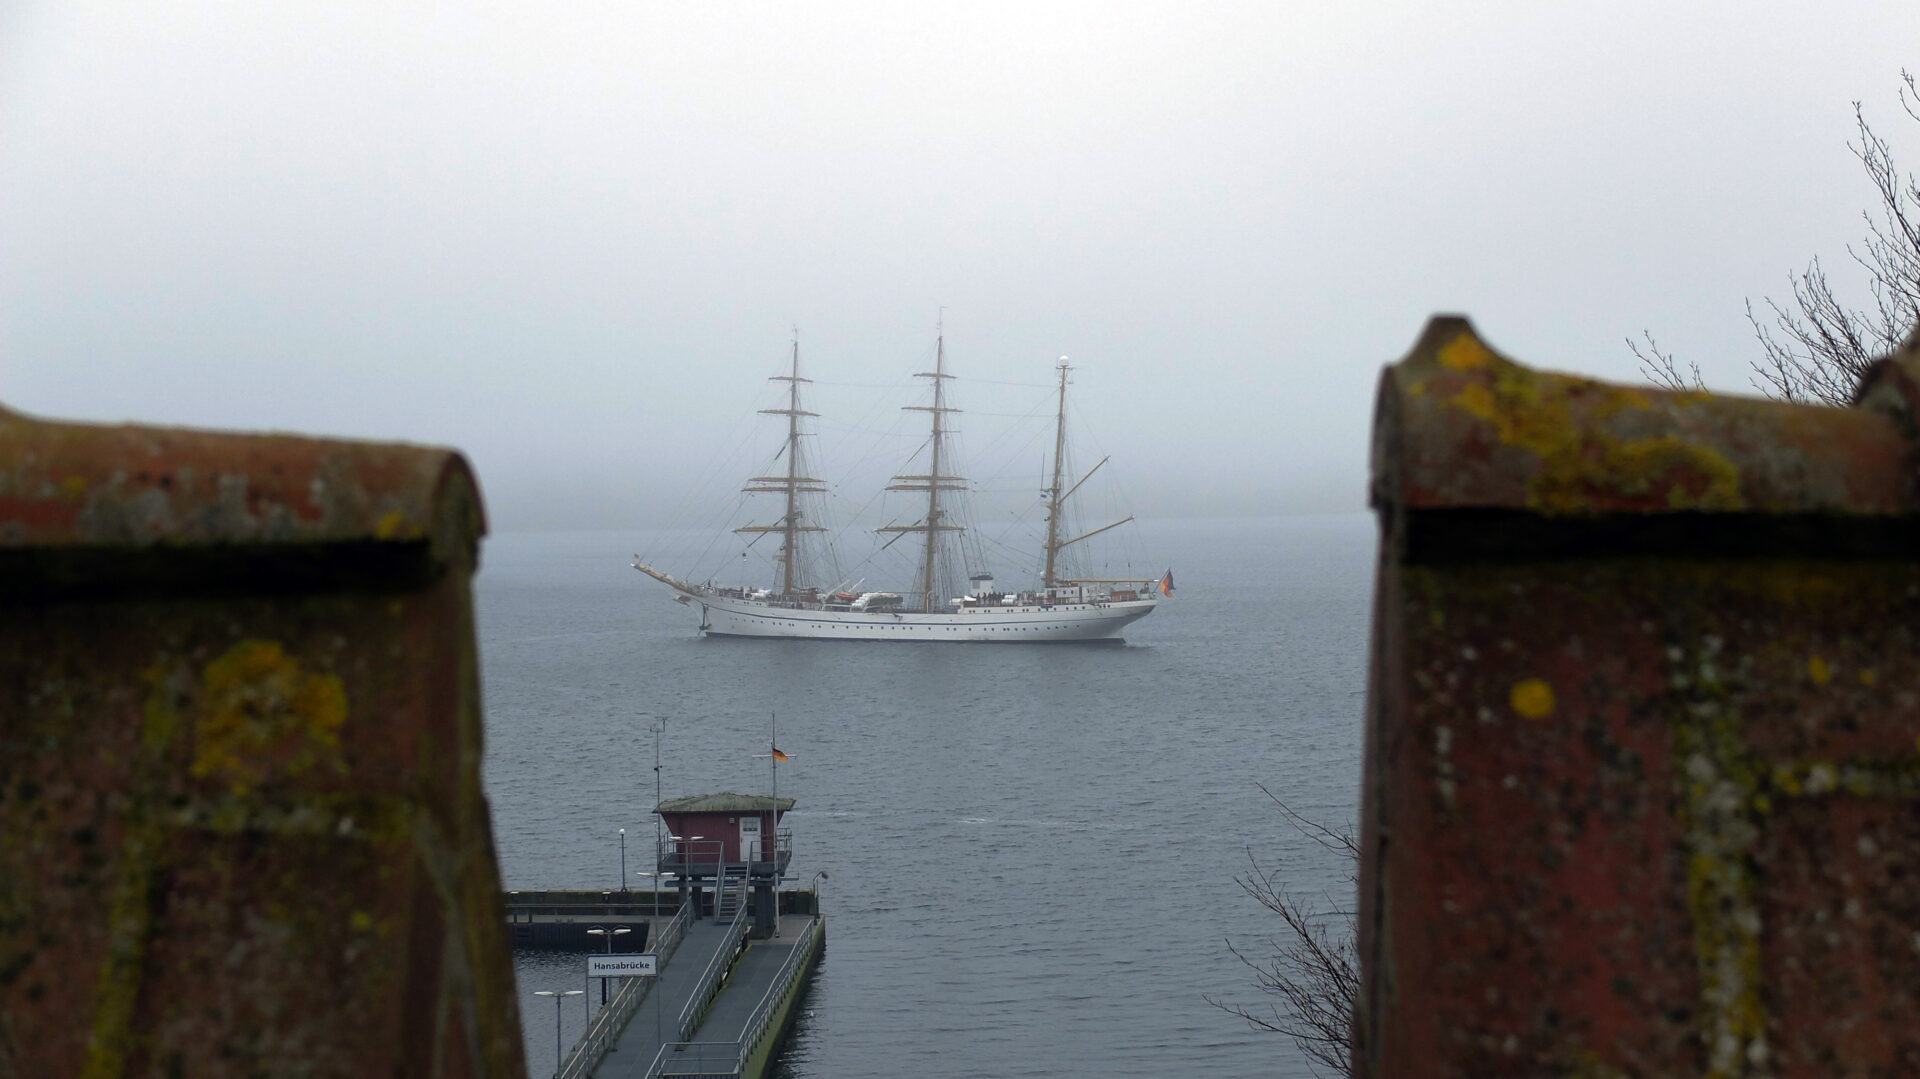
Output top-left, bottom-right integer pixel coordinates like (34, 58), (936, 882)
(1360, 318), (1920, 1078)
(0, 407), (522, 1078)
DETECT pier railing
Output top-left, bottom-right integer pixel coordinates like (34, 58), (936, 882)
(637, 902), (753, 1079)
(677, 901), (753, 1040)
(554, 903), (693, 1079)
(651, 1040), (740, 1079)
(506, 889), (670, 916)
(727, 915), (821, 1075)
(658, 833), (791, 878)
(643, 916), (823, 1079)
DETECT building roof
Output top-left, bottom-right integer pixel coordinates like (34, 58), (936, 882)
(655, 792), (795, 815)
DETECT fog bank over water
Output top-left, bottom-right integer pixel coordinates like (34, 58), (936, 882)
(5, 3), (1917, 530)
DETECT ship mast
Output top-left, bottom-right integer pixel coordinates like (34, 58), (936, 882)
(878, 330), (966, 611)
(736, 336), (826, 597)
(1042, 359), (1071, 589)
(1042, 357), (1133, 589)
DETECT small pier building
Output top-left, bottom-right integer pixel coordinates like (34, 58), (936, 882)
(657, 792), (795, 939)
(514, 788), (820, 1079)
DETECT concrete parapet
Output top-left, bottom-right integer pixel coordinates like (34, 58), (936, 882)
(1360, 318), (1920, 1077)
(0, 405), (522, 1076)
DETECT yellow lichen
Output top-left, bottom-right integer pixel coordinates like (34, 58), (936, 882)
(1438, 334), (1495, 370)
(1509, 678), (1556, 720)
(139, 660), (181, 752)
(1531, 414), (1741, 515)
(1438, 350), (1746, 515)
(1448, 381), (1497, 421)
(1670, 640), (1769, 1079)
(1770, 764), (1803, 797)
(1807, 656), (1831, 686)
(80, 834), (158, 1079)
(190, 640), (348, 794)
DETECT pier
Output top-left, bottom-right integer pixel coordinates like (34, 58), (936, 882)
(507, 890), (656, 950)
(516, 792), (823, 1079)
(508, 891), (825, 1079)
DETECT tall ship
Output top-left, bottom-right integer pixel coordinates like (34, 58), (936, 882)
(632, 334), (1168, 642)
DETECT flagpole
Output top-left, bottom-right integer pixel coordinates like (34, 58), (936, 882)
(760, 706), (768, 933)
(753, 713), (790, 937)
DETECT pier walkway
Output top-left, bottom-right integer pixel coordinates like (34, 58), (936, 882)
(555, 911), (824, 1079)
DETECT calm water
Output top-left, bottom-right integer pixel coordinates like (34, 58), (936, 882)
(477, 513), (1374, 1078)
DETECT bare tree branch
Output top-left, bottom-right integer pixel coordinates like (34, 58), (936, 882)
(1745, 72), (1920, 404)
(1629, 331), (1706, 393)
(1636, 73), (1920, 404)
(1207, 791), (1357, 1078)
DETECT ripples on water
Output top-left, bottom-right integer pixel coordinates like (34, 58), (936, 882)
(479, 514), (1374, 1078)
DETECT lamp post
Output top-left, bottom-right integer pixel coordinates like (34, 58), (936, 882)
(532, 988), (583, 1076)
(619, 828), (627, 894)
(586, 926), (631, 1005)
(634, 871), (656, 918)
(667, 835), (685, 916)
(810, 870), (829, 914)
(589, 925), (631, 953)
(687, 837), (705, 918)
(670, 834), (704, 918)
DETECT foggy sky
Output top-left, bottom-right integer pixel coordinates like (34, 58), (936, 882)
(4, 2), (1918, 531)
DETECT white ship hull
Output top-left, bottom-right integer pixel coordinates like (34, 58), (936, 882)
(692, 591), (1157, 642)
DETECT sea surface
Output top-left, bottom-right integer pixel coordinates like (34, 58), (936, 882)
(477, 513), (1376, 1078)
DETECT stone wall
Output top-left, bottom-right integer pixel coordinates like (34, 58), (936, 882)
(1360, 318), (1920, 1078)
(0, 405), (523, 1078)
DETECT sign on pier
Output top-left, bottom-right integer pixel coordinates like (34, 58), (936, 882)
(588, 953), (658, 978)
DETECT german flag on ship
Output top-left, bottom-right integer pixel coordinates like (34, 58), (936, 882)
(1159, 570), (1175, 597)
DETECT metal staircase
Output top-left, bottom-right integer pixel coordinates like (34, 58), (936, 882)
(714, 864), (750, 921)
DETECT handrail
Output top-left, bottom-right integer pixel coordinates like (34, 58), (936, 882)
(651, 1040), (740, 1078)
(639, 903), (753, 1079)
(641, 915), (823, 1079)
(553, 903), (692, 1079)
(676, 900), (752, 1041)
(657, 837), (726, 871)
(728, 916), (820, 1074)
(655, 901), (694, 960)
